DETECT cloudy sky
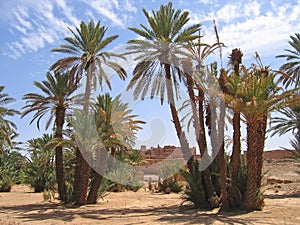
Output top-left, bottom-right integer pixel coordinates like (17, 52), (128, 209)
(0, 0), (299, 150)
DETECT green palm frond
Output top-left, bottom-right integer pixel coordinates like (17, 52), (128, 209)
(22, 71), (77, 130)
(51, 20), (127, 90)
(127, 2), (200, 104)
(276, 33), (300, 88)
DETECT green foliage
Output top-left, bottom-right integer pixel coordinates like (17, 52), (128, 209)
(276, 33), (300, 88)
(127, 2), (201, 104)
(158, 160), (183, 194)
(181, 160), (208, 208)
(106, 165), (143, 192)
(50, 20), (126, 90)
(24, 134), (56, 193)
(0, 149), (26, 192)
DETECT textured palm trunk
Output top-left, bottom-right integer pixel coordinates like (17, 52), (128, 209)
(87, 148), (108, 204)
(164, 63), (192, 162)
(228, 111), (242, 207)
(228, 49), (242, 208)
(73, 71), (92, 205)
(74, 148), (91, 205)
(243, 120), (262, 210)
(54, 107), (66, 202)
(218, 141), (228, 210)
(255, 115), (267, 191)
(183, 61), (217, 205)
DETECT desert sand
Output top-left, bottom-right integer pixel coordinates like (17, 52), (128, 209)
(0, 156), (299, 225)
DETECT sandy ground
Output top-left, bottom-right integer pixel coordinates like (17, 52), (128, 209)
(0, 159), (299, 225)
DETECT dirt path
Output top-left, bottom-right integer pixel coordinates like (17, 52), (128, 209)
(0, 184), (299, 225)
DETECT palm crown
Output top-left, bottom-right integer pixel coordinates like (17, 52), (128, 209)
(22, 71), (77, 130)
(127, 2), (201, 103)
(51, 20), (126, 90)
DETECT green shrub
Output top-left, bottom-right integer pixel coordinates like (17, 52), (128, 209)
(158, 160), (184, 194)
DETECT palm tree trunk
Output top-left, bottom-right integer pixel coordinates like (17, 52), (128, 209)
(164, 63), (192, 161)
(54, 108), (66, 202)
(228, 111), (242, 207)
(87, 148), (108, 204)
(74, 148), (91, 205)
(243, 121), (262, 210)
(228, 49), (242, 208)
(218, 141), (228, 210)
(73, 71), (92, 205)
(217, 71), (228, 210)
(185, 69), (217, 203)
(196, 89), (218, 201)
(255, 116), (267, 191)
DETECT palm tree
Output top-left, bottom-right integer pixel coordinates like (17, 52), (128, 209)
(182, 37), (225, 207)
(0, 86), (19, 150)
(226, 62), (294, 210)
(227, 48), (243, 208)
(86, 93), (144, 203)
(22, 71), (77, 201)
(50, 20), (127, 205)
(24, 134), (56, 193)
(276, 33), (300, 88)
(127, 0), (200, 179)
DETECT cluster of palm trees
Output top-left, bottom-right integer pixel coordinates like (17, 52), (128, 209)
(0, 2), (299, 211)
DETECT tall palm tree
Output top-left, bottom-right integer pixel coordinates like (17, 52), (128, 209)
(86, 93), (144, 203)
(227, 48), (243, 208)
(182, 36), (225, 207)
(276, 33), (300, 88)
(22, 71), (77, 201)
(50, 20), (127, 205)
(127, 0), (200, 177)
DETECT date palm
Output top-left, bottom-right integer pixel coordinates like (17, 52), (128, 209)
(227, 48), (243, 208)
(276, 33), (300, 88)
(51, 20), (127, 205)
(127, 1), (200, 171)
(22, 71), (77, 201)
(226, 62), (294, 210)
(85, 93), (144, 203)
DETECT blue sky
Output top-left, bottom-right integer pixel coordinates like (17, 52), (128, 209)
(0, 0), (299, 151)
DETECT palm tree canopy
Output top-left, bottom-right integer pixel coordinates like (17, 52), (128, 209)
(93, 93), (145, 148)
(225, 64), (295, 122)
(127, 2), (201, 104)
(22, 71), (77, 130)
(277, 33), (300, 88)
(50, 20), (127, 90)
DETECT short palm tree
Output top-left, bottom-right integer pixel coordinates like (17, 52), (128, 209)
(22, 71), (77, 201)
(86, 93), (144, 203)
(51, 20), (127, 205)
(24, 134), (56, 193)
(276, 33), (300, 88)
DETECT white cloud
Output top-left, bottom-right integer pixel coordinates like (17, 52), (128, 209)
(4, 0), (81, 58)
(244, 1), (261, 17)
(83, 0), (124, 28)
(198, 0), (210, 4)
(190, 0), (300, 64)
(124, 0), (138, 13)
